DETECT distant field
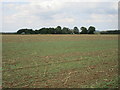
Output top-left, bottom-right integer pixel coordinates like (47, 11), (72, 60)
(2, 34), (118, 88)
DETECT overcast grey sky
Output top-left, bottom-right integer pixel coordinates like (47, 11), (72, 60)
(1, 0), (119, 32)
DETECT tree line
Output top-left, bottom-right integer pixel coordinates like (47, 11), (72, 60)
(100, 30), (120, 34)
(17, 26), (96, 34)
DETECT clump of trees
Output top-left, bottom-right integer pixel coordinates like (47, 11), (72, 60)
(80, 27), (88, 34)
(80, 26), (96, 34)
(17, 29), (35, 34)
(17, 26), (96, 34)
(100, 30), (120, 34)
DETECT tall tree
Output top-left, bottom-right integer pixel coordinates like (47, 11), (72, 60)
(48, 28), (55, 34)
(62, 27), (70, 34)
(17, 29), (35, 34)
(55, 26), (62, 34)
(73, 27), (79, 34)
(80, 27), (88, 34)
(39, 28), (48, 34)
(88, 26), (96, 34)
(17, 29), (25, 34)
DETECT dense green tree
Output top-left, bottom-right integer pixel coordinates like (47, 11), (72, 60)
(68, 29), (73, 34)
(62, 27), (70, 34)
(55, 26), (62, 34)
(70, 29), (74, 34)
(39, 28), (48, 34)
(17, 26), (97, 34)
(17, 29), (35, 34)
(73, 27), (79, 34)
(100, 30), (120, 34)
(88, 26), (96, 34)
(35, 30), (40, 34)
(17, 29), (25, 34)
(27, 29), (35, 34)
(80, 27), (88, 34)
(48, 28), (55, 34)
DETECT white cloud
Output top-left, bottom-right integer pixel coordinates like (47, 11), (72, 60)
(1, 0), (119, 2)
(52, 13), (75, 23)
(54, 18), (75, 23)
(86, 14), (118, 23)
(2, 1), (118, 32)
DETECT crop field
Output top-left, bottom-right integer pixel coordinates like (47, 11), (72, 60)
(2, 34), (118, 88)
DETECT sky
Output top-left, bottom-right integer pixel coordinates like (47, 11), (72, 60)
(0, 0), (119, 32)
